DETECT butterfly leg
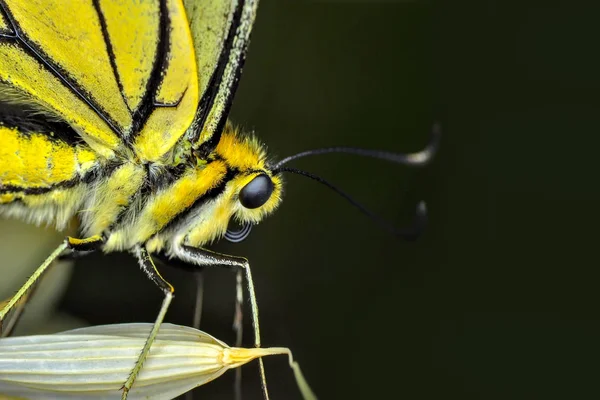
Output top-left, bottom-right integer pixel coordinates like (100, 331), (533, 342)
(191, 268), (204, 329)
(233, 268), (244, 400)
(0, 286), (32, 337)
(176, 245), (270, 400)
(121, 246), (174, 400)
(184, 269), (204, 400)
(0, 235), (103, 336)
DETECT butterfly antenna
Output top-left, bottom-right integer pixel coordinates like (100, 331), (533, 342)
(275, 167), (426, 240)
(272, 124), (439, 240)
(272, 123), (440, 170)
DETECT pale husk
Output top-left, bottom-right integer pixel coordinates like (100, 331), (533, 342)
(0, 323), (316, 400)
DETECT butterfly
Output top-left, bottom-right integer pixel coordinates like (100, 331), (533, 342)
(0, 0), (438, 398)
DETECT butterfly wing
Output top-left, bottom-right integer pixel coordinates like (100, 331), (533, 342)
(0, 0), (199, 161)
(181, 0), (259, 156)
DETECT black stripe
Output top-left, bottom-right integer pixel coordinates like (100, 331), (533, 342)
(201, 48), (247, 157)
(0, 178), (79, 195)
(148, 167), (238, 240)
(91, 0), (131, 113)
(0, 1), (124, 138)
(189, 0), (247, 159)
(127, 0), (171, 142)
(0, 101), (83, 146)
(80, 159), (121, 185)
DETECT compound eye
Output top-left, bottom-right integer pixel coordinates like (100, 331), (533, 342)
(239, 174), (274, 209)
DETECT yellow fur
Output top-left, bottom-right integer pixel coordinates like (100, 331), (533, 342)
(81, 163), (146, 236)
(2, 186), (87, 230)
(0, 126), (97, 189)
(215, 127), (267, 170)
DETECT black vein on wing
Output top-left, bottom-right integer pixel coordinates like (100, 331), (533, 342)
(127, 0), (171, 142)
(91, 0), (131, 114)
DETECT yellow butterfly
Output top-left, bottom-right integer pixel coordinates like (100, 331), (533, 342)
(0, 0), (438, 398)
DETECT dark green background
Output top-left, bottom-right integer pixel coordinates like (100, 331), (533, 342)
(60, 1), (600, 399)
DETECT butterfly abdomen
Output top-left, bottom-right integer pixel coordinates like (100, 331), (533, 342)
(0, 125), (97, 229)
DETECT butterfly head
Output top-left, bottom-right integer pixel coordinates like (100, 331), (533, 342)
(213, 127), (283, 222)
(177, 124), (283, 248)
(170, 123), (439, 251)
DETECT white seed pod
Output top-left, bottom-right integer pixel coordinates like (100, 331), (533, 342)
(0, 323), (316, 400)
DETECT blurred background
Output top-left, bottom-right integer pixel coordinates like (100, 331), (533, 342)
(1, 0), (598, 399)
